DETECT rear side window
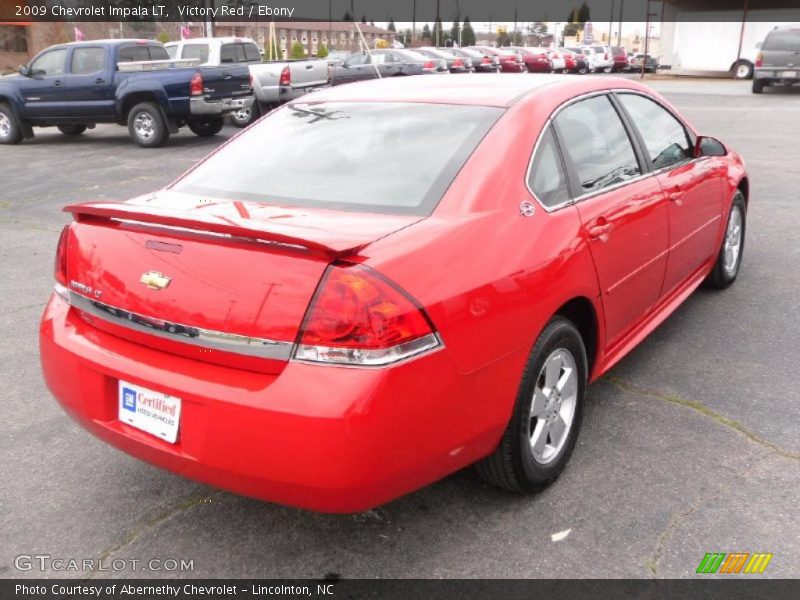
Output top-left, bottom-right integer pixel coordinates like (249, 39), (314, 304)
(172, 102), (504, 216)
(762, 29), (800, 51)
(617, 94), (692, 170)
(555, 95), (641, 195)
(221, 43), (259, 63)
(528, 128), (570, 208)
(71, 47), (106, 74)
(182, 44), (210, 63)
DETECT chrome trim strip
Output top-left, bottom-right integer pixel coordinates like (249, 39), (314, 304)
(292, 332), (444, 368)
(68, 291), (293, 360)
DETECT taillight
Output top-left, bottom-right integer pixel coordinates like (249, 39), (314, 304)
(294, 263), (440, 366)
(454, 58), (463, 67)
(279, 65), (290, 86)
(481, 56), (491, 64)
(190, 72), (203, 96)
(605, 52), (609, 59)
(54, 226), (69, 288)
(423, 60), (435, 69)
(755, 52), (763, 67)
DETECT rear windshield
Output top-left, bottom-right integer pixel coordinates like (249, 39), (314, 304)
(172, 102), (503, 215)
(763, 29), (800, 51)
(221, 42), (261, 63)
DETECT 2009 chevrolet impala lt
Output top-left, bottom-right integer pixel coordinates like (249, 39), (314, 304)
(40, 75), (748, 513)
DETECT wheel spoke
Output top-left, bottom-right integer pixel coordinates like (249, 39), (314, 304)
(531, 388), (547, 418)
(544, 353), (562, 390)
(531, 421), (548, 456)
(549, 415), (567, 447)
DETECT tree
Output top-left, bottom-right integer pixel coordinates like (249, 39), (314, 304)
(577, 2), (591, 24)
(421, 24), (432, 42)
(461, 17), (476, 47)
(433, 18), (444, 46)
(316, 45), (329, 58)
(290, 42), (306, 59)
(496, 31), (510, 47)
(450, 20), (461, 46)
(343, 10), (352, 21)
(361, 14), (366, 24)
(388, 19), (396, 33)
(156, 30), (170, 44)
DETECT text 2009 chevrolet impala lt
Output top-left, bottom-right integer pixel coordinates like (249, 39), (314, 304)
(40, 76), (748, 513)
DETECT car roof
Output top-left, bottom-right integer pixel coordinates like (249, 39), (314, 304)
(296, 74), (653, 108)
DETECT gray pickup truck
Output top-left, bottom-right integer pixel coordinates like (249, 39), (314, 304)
(166, 37), (329, 126)
(753, 26), (800, 93)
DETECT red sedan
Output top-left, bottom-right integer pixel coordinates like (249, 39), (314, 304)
(40, 76), (748, 513)
(509, 46), (552, 73)
(470, 46), (525, 72)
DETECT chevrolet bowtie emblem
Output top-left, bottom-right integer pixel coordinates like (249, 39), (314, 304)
(139, 271), (172, 290)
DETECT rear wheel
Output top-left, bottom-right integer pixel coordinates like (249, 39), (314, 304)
(752, 79), (765, 94)
(127, 102), (169, 147)
(705, 192), (746, 289)
(733, 60), (754, 80)
(476, 317), (587, 492)
(0, 103), (23, 145)
(229, 103), (260, 128)
(57, 124), (87, 136)
(602, 66), (613, 74)
(188, 117), (224, 137)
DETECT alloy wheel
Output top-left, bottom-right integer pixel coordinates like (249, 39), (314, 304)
(0, 113), (10, 140)
(723, 205), (743, 276)
(133, 112), (155, 141)
(528, 348), (578, 465)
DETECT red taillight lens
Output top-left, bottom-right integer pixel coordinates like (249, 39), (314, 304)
(605, 52), (609, 59)
(454, 58), (463, 67)
(755, 52), (763, 67)
(423, 60), (435, 69)
(279, 65), (290, 86)
(54, 226), (69, 287)
(481, 57), (490, 64)
(295, 263), (439, 366)
(189, 72), (203, 96)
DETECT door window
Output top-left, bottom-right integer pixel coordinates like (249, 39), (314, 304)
(71, 47), (106, 75)
(181, 44), (210, 64)
(554, 95), (641, 195)
(30, 49), (67, 76)
(528, 127), (570, 208)
(617, 93), (692, 170)
(344, 53), (368, 67)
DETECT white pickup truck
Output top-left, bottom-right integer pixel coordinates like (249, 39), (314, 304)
(166, 37), (330, 127)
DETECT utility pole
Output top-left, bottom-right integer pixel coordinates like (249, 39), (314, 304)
(617, 0), (624, 46)
(608, 0), (615, 46)
(641, 0), (651, 79)
(513, 7), (518, 45)
(435, 0), (441, 47)
(412, 0), (416, 41)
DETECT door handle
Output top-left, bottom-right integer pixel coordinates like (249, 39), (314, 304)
(305, 64), (314, 69)
(586, 222), (613, 241)
(54, 79), (63, 86)
(95, 78), (106, 84)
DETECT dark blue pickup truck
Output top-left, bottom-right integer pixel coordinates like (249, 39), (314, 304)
(0, 39), (254, 147)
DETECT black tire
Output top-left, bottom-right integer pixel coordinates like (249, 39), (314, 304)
(0, 102), (23, 145)
(752, 79), (765, 94)
(57, 124), (87, 136)
(476, 317), (588, 492)
(733, 60), (753, 80)
(127, 102), (169, 148)
(705, 192), (746, 290)
(229, 103), (260, 128)
(188, 117), (224, 137)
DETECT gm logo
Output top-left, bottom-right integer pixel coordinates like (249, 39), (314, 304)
(696, 552), (773, 574)
(122, 388), (137, 412)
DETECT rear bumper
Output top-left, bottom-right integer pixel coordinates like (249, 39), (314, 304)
(39, 295), (509, 513)
(754, 68), (800, 82)
(190, 94), (254, 116)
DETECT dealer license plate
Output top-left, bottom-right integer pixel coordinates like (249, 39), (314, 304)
(780, 71), (797, 78)
(118, 381), (181, 443)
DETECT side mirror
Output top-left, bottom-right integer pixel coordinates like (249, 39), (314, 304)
(18, 65), (30, 77)
(695, 135), (727, 158)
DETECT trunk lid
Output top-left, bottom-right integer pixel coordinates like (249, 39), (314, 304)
(63, 192), (421, 373)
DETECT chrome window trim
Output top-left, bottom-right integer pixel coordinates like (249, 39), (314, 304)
(523, 88), (702, 213)
(64, 288), (293, 361)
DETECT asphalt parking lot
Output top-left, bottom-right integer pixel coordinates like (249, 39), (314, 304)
(1, 77), (798, 580)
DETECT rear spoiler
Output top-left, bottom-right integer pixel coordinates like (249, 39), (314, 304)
(64, 202), (362, 255)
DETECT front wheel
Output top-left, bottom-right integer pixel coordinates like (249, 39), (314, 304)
(188, 117), (224, 137)
(476, 317), (587, 492)
(229, 103), (260, 128)
(603, 66), (613, 74)
(752, 79), (765, 94)
(0, 103), (23, 145)
(705, 192), (746, 289)
(57, 124), (87, 136)
(127, 102), (169, 148)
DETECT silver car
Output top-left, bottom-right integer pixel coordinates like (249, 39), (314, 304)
(753, 26), (800, 94)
